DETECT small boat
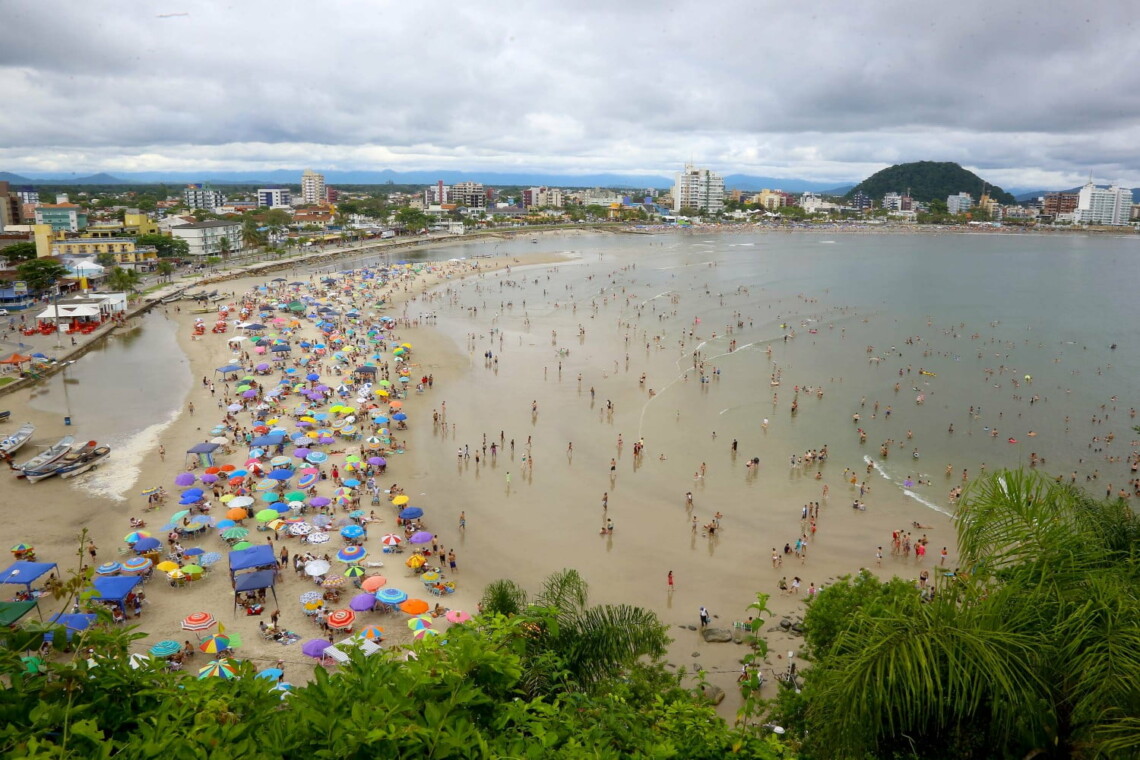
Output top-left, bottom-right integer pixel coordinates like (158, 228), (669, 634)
(23, 440), (97, 484)
(14, 435), (76, 472)
(0, 423), (35, 457)
(160, 293), (183, 304)
(0, 410), (10, 423)
(59, 445), (111, 479)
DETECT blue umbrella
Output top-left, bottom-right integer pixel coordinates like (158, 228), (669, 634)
(306, 373), (320, 382)
(190, 515), (213, 524)
(340, 525), (365, 539)
(216, 519), (236, 530)
(183, 547), (205, 557)
(149, 640), (182, 657)
(256, 667), (284, 680)
(342, 478), (361, 488)
(376, 587), (407, 604)
(271, 502), (291, 513)
(199, 552), (223, 566)
(306, 451), (328, 464)
(392, 412), (408, 421)
(182, 488), (205, 498)
(134, 537), (161, 552)
(398, 507), (423, 520)
(267, 469), (294, 481)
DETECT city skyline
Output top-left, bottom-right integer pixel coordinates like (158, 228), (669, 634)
(2, 1), (1138, 189)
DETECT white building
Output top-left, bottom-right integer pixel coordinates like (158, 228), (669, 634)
(799, 193), (841, 214)
(183, 185), (225, 211)
(523, 187), (563, 208)
(1073, 183), (1132, 225)
(947, 192), (973, 215)
(170, 219), (243, 258)
(300, 169), (326, 205)
(673, 164), (724, 213)
(451, 182), (486, 209)
(257, 188), (292, 208)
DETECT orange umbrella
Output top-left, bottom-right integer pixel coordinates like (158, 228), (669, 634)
(226, 507), (248, 521)
(388, 400), (402, 409)
(360, 575), (387, 592)
(399, 598), (429, 615)
(0, 353), (32, 365)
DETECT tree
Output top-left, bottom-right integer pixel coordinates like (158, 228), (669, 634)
(1, 241), (38, 265)
(15, 258), (69, 293)
(217, 236), (232, 262)
(394, 207), (431, 232)
(156, 260), (174, 282)
(779, 470), (1140, 760)
(242, 219), (265, 255)
(135, 234), (188, 259)
(95, 252), (117, 268)
(104, 266), (142, 293)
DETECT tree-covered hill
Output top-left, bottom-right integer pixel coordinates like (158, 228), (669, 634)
(846, 161), (1015, 204)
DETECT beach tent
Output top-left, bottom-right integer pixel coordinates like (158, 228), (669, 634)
(215, 364), (243, 376)
(250, 433), (286, 447)
(186, 442), (221, 468)
(232, 569), (279, 614)
(0, 600), (39, 627)
(89, 575), (142, 611)
(47, 613), (98, 641)
(0, 561), (58, 591)
(270, 344), (291, 353)
(228, 544), (277, 577)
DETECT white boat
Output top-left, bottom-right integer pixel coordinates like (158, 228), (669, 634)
(14, 435), (76, 472)
(59, 445), (111, 479)
(0, 423), (35, 457)
(23, 440), (97, 484)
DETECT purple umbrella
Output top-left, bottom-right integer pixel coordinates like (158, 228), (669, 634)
(255, 363), (270, 371)
(310, 496), (331, 507)
(293, 448), (312, 458)
(317, 435), (335, 445)
(367, 457), (385, 466)
(315, 384), (330, 392)
(296, 420), (312, 428)
(174, 473), (196, 487)
(301, 639), (330, 658)
(349, 593), (376, 611)
(242, 389), (258, 399)
(409, 531), (433, 544)
(200, 473), (219, 484)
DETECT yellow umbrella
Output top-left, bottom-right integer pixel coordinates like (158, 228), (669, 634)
(300, 416), (317, 423)
(219, 494), (235, 503)
(267, 519), (286, 531)
(405, 553), (426, 569)
(156, 561), (179, 572)
(391, 495), (410, 506)
(374, 389), (389, 397)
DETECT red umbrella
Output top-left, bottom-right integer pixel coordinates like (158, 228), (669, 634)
(181, 612), (217, 631)
(325, 609), (356, 629)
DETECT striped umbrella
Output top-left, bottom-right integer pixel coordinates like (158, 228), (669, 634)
(358, 625), (385, 641)
(197, 659), (238, 679)
(123, 531), (152, 544)
(325, 609), (356, 630)
(199, 634), (230, 654)
(343, 565), (366, 579)
(181, 612), (217, 632)
(413, 628), (440, 641)
(122, 557), (153, 573)
(336, 546), (367, 563)
(95, 562), (122, 575)
(148, 640), (182, 657)
(375, 587), (407, 605)
(407, 614), (433, 631)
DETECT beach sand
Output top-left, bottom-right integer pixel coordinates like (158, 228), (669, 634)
(5, 233), (965, 717)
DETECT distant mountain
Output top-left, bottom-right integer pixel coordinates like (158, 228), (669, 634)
(847, 161), (1015, 205)
(2, 167), (854, 192)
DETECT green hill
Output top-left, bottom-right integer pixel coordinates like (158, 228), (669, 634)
(846, 161), (1015, 204)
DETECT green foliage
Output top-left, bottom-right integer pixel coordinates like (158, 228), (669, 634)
(135, 234), (188, 259)
(480, 579), (527, 616)
(1, 242), (38, 265)
(155, 260), (174, 280)
(104, 267), (142, 293)
(394, 207), (431, 232)
(847, 161), (1016, 205)
(779, 470), (1140, 759)
(15, 258), (69, 292)
(94, 252), (117, 268)
(0, 593), (788, 759)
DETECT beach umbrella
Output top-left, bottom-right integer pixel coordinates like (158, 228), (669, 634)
(295, 472), (317, 489)
(200, 473), (220, 484)
(309, 496), (332, 509)
(398, 507), (423, 520)
(267, 469), (293, 481)
(409, 531), (433, 544)
(292, 447), (311, 458)
(344, 564), (366, 579)
(181, 612), (217, 632)
(215, 519), (235, 530)
(181, 487), (204, 498)
(169, 509), (191, 522)
(96, 562), (122, 576)
(232, 541), (253, 551)
(123, 531), (151, 544)
(321, 576), (345, 589)
(258, 491), (279, 502)
(149, 640), (181, 657)
(183, 547), (205, 557)
(156, 560), (179, 572)
(376, 587), (407, 605)
(340, 525), (364, 540)
(407, 614), (433, 631)
(306, 451), (328, 464)
(199, 634), (231, 654)
(304, 560), (331, 576)
(284, 490), (307, 502)
(190, 515), (213, 525)
(414, 628), (440, 641)
(392, 412), (407, 421)
(134, 537), (161, 552)
(255, 509), (279, 523)
(256, 667), (284, 680)
(380, 533), (402, 547)
(336, 546), (367, 563)
(349, 593), (376, 612)
(255, 479), (277, 492)
(405, 554), (426, 569)
(445, 609), (472, 624)
(174, 473), (196, 486)
(197, 659), (238, 680)
(342, 478), (361, 488)
(122, 556), (153, 573)
(182, 564), (204, 577)
(229, 496), (254, 509)
(220, 464), (236, 472)
(349, 509), (366, 518)
(420, 571), (440, 583)
(289, 522), (313, 536)
(400, 599), (429, 615)
(168, 569), (187, 581)
(361, 575), (386, 592)
(200, 552), (222, 566)
(301, 639), (330, 659)
(225, 508), (249, 521)
(326, 609), (356, 629)
(358, 625), (384, 641)
(367, 456), (385, 466)
(307, 532), (330, 544)
(299, 590), (322, 605)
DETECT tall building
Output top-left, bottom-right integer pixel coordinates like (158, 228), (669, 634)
(0, 182), (21, 228)
(183, 184), (225, 211)
(170, 219), (244, 258)
(523, 187), (563, 208)
(300, 169), (326, 205)
(257, 187), (292, 208)
(850, 191), (873, 211)
(1042, 192), (1078, 217)
(34, 203), (88, 232)
(451, 181), (486, 209)
(946, 192), (973, 215)
(1073, 183), (1132, 225)
(673, 164), (724, 213)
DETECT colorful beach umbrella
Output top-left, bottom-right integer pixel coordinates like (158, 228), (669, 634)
(445, 609), (472, 624)
(149, 640), (181, 657)
(199, 634), (231, 654)
(358, 625), (385, 641)
(181, 612), (217, 631)
(197, 659), (238, 680)
(360, 575), (386, 592)
(336, 546), (367, 563)
(375, 587), (407, 605)
(325, 609), (356, 629)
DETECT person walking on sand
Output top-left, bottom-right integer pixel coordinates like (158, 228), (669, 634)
(699, 606), (711, 628)
(667, 570), (674, 591)
(188, 402), (194, 415)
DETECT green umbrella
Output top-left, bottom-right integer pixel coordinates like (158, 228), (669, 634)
(182, 565), (204, 576)
(221, 527), (249, 540)
(170, 509), (190, 522)
(232, 541), (253, 551)
(284, 490), (306, 502)
(255, 509), (279, 522)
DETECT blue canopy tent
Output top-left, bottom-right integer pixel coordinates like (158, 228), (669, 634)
(215, 363), (243, 377)
(89, 575), (142, 612)
(270, 344), (291, 353)
(0, 561), (58, 591)
(186, 442), (221, 468)
(229, 546), (279, 615)
(48, 613), (98, 641)
(250, 433), (286, 448)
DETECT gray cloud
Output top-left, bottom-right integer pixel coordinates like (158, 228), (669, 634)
(1, 0), (1138, 188)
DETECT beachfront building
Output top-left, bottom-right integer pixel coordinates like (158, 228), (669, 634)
(882, 192), (915, 211)
(300, 169), (326, 205)
(183, 184), (226, 211)
(0, 182), (23, 228)
(850, 191), (873, 211)
(451, 182), (487, 210)
(673, 164), (725, 213)
(257, 187), (292, 209)
(51, 238), (159, 270)
(33, 203), (88, 232)
(1042, 192), (1078, 217)
(749, 189), (788, 211)
(170, 219), (243, 258)
(946, 192), (973, 215)
(1073, 183), (1133, 226)
(523, 187), (563, 209)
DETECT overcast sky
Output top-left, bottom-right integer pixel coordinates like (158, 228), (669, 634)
(2, 1), (1138, 189)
